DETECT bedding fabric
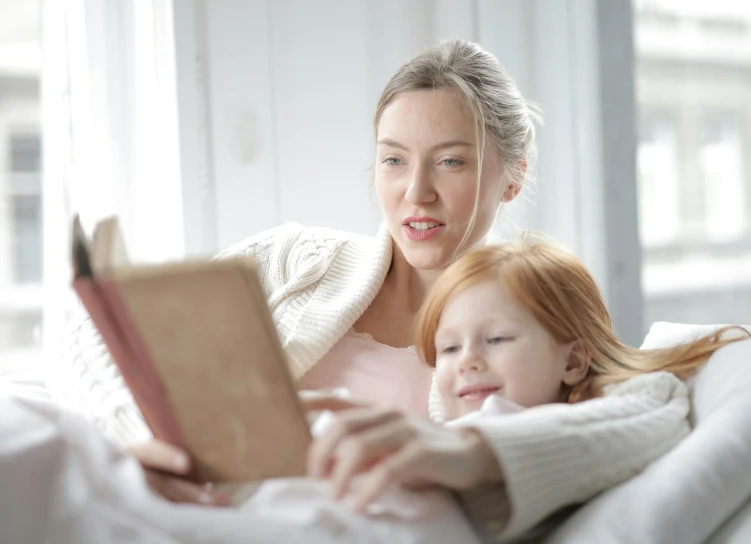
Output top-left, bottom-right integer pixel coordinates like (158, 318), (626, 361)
(0, 386), (482, 544)
(707, 498), (751, 544)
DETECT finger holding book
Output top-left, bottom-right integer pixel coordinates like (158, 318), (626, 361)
(128, 440), (232, 506)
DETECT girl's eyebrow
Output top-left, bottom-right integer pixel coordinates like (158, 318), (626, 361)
(437, 316), (524, 336)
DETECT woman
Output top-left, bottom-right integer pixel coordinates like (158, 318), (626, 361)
(51, 39), (682, 541)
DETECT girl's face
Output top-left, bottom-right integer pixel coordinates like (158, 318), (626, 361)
(375, 88), (509, 271)
(434, 281), (588, 419)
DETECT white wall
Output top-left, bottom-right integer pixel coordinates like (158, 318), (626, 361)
(174, 0), (381, 254)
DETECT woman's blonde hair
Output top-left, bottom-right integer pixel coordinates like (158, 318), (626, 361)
(375, 39), (539, 258)
(414, 237), (750, 403)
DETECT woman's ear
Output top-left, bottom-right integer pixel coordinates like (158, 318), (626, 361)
(502, 182), (522, 203)
(562, 340), (590, 386)
(501, 160), (527, 203)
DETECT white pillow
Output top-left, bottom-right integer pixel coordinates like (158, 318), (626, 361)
(640, 321), (751, 350)
(709, 498), (751, 544)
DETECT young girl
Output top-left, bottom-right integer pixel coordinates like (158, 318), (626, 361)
(415, 236), (748, 419)
(388, 236), (747, 540)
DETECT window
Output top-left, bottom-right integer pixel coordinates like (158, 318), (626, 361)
(700, 113), (745, 242)
(10, 135), (43, 284)
(0, 0), (42, 375)
(634, 0), (751, 326)
(637, 111), (680, 247)
(0, 133), (43, 358)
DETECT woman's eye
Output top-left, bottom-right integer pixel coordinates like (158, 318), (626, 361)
(488, 336), (510, 345)
(440, 158), (464, 167)
(441, 345), (460, 354)
(383, 157), (403, 166)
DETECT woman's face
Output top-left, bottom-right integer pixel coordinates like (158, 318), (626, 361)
(375, 88), (508, 271)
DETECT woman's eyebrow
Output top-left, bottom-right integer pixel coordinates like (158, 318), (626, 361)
(377, 138), (475, 151)
(432, 140), (474, 150)
(377, 138), (409, 150)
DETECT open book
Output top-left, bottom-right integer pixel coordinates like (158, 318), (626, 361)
(70, 216), (311, 483)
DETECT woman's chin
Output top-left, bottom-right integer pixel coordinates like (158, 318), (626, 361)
(399, 243), (455, 270)
(403, 251), (453, 271)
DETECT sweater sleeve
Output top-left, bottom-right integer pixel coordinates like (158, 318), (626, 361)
(451, 372), (691, 541)
(46, 223), (306, 447)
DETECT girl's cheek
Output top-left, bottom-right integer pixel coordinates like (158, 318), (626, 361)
(435, 362), (460, 418)
(435, 358), (453, 386)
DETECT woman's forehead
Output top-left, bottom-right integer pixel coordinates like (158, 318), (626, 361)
(377, 88), (477, 144)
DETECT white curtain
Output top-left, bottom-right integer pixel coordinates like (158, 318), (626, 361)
(41, 0), (190, 358)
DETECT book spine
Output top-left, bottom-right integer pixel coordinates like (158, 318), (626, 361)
(73, 277), (188, 452)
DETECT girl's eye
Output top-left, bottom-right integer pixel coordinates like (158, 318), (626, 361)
(383, 157), (403, 166)
(441, 158), (464, 167)
(488, 336), (511, 345)
(441, 345), (460, 354)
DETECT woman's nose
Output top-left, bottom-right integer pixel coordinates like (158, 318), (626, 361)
(405, 165), (437, 204)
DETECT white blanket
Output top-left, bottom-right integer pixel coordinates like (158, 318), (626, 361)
(0, 386), (481, 544)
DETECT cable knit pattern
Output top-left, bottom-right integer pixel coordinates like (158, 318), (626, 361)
(50, 317), (152, 446)
(48, 223), (691, 542)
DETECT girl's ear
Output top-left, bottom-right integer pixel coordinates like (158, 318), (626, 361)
(562, 340), (590, 386)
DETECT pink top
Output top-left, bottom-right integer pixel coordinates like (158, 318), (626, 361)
(298, 329), (433, 417)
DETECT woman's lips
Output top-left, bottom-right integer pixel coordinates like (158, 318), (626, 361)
(403, 224), (445, 241)
(402, 217), (446, 242)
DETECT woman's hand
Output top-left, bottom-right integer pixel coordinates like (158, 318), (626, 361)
(306, 406), (504, 511)
(300, 392), (369, 413)
(127, 440), (232, 506)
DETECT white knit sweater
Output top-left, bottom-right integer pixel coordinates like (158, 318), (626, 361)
(48, 223), (691, 542)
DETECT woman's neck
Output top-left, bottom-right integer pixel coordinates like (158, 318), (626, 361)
(386, 244), (445, 313)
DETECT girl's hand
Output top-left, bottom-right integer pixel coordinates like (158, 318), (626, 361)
(127, 440), (232, 506)
(306, 406), (504, 511)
